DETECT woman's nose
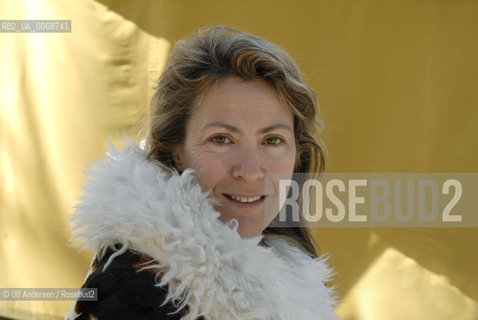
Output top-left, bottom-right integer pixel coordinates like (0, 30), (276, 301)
(231, 147), (265, 182)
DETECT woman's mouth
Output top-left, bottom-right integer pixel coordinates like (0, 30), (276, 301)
(223, 194), (266, 207)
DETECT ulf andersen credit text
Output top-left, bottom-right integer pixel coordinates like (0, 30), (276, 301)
(0, 288), (97, 301)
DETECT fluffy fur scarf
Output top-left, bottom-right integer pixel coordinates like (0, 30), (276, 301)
(69, 141), (337, 320)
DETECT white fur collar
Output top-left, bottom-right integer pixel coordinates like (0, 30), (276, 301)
(71, 141), (337, 320)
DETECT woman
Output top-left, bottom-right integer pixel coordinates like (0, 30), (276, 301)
(66, 26), (337, 320)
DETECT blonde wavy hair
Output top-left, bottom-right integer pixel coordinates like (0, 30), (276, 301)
(145, 26), (326, 257)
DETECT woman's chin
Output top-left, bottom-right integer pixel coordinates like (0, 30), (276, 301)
(219, 215), (265, 238)
(236, 220), (266, 238)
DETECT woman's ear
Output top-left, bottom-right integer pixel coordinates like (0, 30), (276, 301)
(173, 148), (184, 171)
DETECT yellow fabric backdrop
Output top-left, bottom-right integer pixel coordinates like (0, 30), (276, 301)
(1, 0), (477, 319)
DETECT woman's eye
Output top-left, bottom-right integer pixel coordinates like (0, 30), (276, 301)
(211, 135), (231, 144)
(264, 136), (283, 145)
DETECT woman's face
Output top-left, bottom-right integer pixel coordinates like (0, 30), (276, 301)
(174, 76), (296, 238)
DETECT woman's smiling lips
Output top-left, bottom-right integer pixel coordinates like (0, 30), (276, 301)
(223, 193), (266, 208)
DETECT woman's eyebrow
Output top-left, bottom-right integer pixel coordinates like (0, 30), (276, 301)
(200, 122), (292, 135)
(200, 122), (241, 133)
(258, 124), (293, 134)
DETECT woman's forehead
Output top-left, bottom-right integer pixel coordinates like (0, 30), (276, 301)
(189, 77), (293, 127)
(198, 121), (293, 136)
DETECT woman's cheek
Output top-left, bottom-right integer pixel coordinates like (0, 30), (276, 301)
(192, 151), (230, 190)
(267, 148), (296, 172)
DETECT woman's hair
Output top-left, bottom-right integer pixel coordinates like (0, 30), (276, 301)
(145, 26), (326, 257)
